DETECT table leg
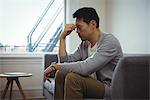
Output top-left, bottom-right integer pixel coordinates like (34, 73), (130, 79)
(10, 79), (13, 100)
(1, 79), (10, 99)
(15, 78), (26, 99)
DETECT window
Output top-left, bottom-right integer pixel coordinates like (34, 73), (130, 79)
(0, 0), (65, 52)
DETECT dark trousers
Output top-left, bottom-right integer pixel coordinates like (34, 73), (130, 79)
(54, 70), (105, 100)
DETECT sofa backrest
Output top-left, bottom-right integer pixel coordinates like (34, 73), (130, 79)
(111, 54), (149, 99)
(44, 54), (58, 78)
(44, 54), (58, 69)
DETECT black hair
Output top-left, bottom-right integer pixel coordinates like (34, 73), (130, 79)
(73, 7), (100, 28)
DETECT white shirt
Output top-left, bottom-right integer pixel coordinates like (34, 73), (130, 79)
(88, 42), (97, 79)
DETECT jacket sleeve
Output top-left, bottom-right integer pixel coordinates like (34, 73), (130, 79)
(59, 43), (83, 63)
(60, 35), (121, 76)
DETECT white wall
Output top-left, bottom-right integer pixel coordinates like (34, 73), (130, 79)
(66, 0), (106, 53)
(106, 0), (149, 53)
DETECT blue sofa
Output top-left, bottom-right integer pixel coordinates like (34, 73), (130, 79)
(43, 54), (149, 100)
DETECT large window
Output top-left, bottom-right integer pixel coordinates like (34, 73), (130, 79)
(0, 0), (65, 52)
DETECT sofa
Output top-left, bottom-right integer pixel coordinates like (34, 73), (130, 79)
(111, 54), (149, 100)
(43, 54), (149, 100)
(43, 54), (58, 100)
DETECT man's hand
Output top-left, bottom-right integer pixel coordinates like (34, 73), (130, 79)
(60, 24), (76, 39)
(44, 66), (53, 82)
(59, 24), (75, 58)
(51, 63), (61, 70)
(44, 63), (61, 82)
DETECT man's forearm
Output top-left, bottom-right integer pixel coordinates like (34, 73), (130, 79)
(59, 24), (76, 57)
(59, 37), (67, 57)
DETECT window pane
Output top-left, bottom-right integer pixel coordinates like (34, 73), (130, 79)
(0, 0), (65, 53)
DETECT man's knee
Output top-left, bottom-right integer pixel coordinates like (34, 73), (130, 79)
(55, 70), (67, 80)
(65, 72), (81, 85)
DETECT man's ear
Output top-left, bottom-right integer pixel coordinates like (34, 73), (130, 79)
(90, 20), (97, 27)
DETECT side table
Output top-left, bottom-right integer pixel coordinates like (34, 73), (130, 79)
(0, 72), (32, 100)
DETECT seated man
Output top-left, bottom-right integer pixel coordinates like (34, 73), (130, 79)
(44, 7), (123, 100)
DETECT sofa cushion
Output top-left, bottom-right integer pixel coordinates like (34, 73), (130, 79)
(44, 78), (55, 94)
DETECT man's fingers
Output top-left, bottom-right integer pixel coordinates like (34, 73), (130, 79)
(65, 24), (76, 31)
(47, 73), (51, 77)
(44, 74), (52, 83)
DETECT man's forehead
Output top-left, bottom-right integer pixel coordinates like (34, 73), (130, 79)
(75, 19), (84, 25)
(76, 18), (83, 22)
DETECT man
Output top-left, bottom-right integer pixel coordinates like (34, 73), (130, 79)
(44, 7), (123, 100)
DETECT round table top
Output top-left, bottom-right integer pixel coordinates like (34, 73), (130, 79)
(0, 72), (32, 78)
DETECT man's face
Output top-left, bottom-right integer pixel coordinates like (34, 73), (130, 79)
(75, 19), (94, 41)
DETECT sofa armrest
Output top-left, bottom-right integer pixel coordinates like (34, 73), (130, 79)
(44, 54), (58, 78)
(111, 54), (150, 99)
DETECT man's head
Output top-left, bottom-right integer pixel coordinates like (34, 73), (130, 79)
(73, 7), (99, 28)
(73, 7), (100, 41)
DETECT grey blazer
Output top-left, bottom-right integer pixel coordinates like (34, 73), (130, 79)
(59, 32), (123, 97)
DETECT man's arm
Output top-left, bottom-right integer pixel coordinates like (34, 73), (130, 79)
(59, 34), (123, 76)
(59, 33), (67, 57)
(44, 24), (78, 78)
(59, 24), (76, 58)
